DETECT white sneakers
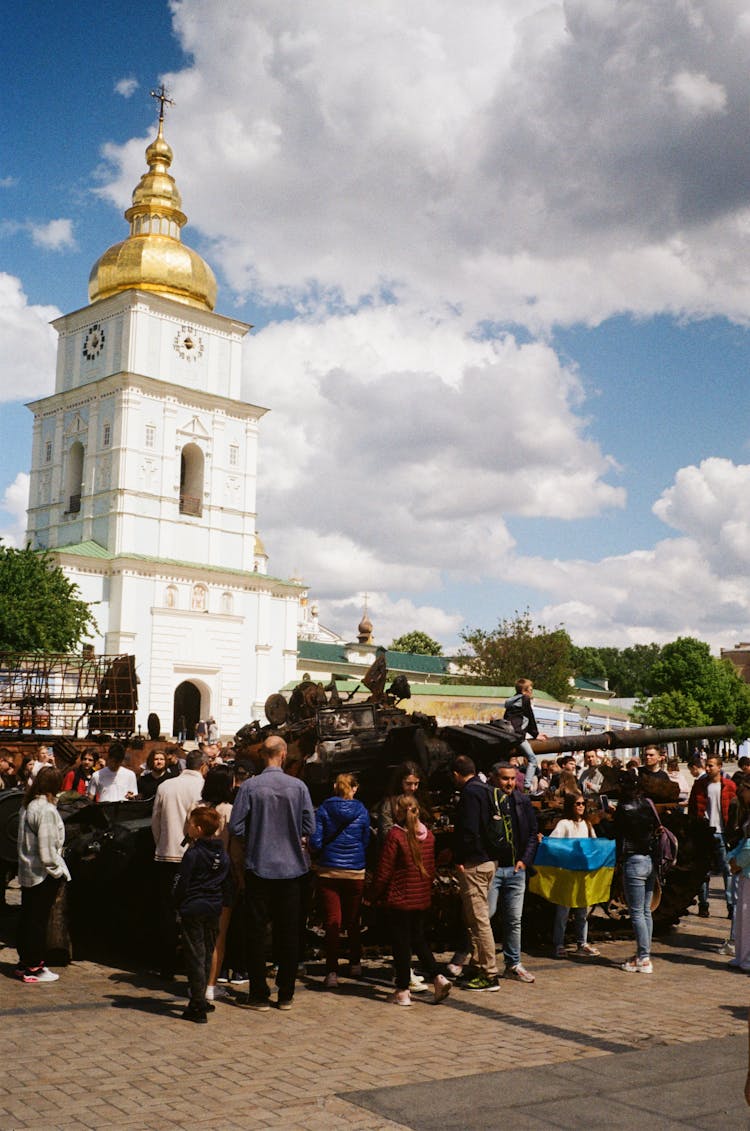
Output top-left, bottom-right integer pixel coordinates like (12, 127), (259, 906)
(205, 984), (231, 1001)
(622, 956), (653, 974)
(15, 966), (59, 984)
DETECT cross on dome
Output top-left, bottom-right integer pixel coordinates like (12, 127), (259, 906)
(150, 83), (175, 124)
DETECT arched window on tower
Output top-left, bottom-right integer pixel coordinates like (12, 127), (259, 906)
(180, 443), (204, 517)
(165, 585), (178, 609)
(65, 441), (84, 514)
(221, 591), (233, 614)
(192, 584), (207, 611)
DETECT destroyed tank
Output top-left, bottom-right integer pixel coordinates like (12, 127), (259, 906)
(239, 669), (737, 942)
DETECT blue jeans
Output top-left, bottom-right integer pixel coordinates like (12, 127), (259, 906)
(623, 854), (655, 960)
(699, 831), (734, 913)
(552, 904), (588, 950)
(487, 865), (526, 967)
(521, 740), (537, 790)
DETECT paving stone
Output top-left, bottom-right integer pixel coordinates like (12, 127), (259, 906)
(1, 888), (746, 1129)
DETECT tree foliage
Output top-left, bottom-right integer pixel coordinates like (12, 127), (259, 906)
(571, 642), (662, 697)
(640, 636), (750, 739)
(637, 690), (708, 729)
(0, 543), (96, 653)
(389, 630), (443, 656)
(461, 611), (573, 703)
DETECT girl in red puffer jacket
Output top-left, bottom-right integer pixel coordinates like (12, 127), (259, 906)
(373, 794), (451, 1007)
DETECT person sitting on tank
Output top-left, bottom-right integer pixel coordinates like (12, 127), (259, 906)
(375, 761), (433, 842)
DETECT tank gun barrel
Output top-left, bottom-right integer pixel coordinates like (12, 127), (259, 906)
(530, 723), (736, 756)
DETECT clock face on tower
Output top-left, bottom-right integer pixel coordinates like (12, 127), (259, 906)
(173, 324), (205, 362)
(82, 323), (106, 361)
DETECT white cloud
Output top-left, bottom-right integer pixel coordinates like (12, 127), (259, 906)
(506, 457), (750, 649)
(312, 592), (464, 650)
(0, 273), (58, 402)
(0, 472), (29, 547)
(248, 306), (624, 598)
(24, 2), (750, 654)
(0, 176), (17, 189)
(96, 1), (750, 329)
(29, 219), (75, 251)
(114, 76), (139, 98)
(669, 70), (727, 117)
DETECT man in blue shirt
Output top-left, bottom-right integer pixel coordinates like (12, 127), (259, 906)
(229, 736), (315, 1010)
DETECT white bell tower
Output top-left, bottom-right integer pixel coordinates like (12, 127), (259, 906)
(25, 93), (303, 737)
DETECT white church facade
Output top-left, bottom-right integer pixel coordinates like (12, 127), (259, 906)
(25, 107), (303, 738)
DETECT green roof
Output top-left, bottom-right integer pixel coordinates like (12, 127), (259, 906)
(297, 639), (450, 674)
(573, 676), (613, 694)
(297, 641), (348, 664)
(52, 540), (112, 559)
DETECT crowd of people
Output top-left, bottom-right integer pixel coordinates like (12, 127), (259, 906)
(5, 677), (749, 1021)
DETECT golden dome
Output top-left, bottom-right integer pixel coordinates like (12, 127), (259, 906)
(357, 608), (373, 644)
(89, 121), (217, 311)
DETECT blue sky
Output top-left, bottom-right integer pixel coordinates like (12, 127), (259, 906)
(2, 1), (750, 652)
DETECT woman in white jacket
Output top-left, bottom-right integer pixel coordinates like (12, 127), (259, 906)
(550, 792), (600, 959)
(15, 766), (70, 984)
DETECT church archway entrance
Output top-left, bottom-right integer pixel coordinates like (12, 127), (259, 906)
(173, 681), (202, 741)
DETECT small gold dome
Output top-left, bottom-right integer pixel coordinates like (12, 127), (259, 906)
(89, 122), (217, 311)
(357, 609), (373, 644)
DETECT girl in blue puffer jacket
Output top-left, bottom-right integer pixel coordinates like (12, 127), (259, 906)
(311, 773), (370, 988)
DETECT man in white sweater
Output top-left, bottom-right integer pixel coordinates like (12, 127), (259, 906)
(151, 749), (205, 978)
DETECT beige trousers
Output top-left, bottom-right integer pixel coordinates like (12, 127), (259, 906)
(457, 859), (498, 978)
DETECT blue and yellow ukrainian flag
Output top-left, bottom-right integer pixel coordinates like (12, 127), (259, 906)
(529, 837), (616, 907)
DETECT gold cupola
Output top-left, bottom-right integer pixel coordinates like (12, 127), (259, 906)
(88, 118), (217, 311)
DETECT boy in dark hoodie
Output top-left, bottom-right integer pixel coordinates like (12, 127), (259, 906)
(174, 805), (232, 1023)
(503, 678), (547, 793)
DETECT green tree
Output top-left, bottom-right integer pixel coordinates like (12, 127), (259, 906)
(571, 642), (662, 696)
(570, 645), (608, 681)
(460, 610), (574, 703)
(643, 636), (750, 740)
(0, 543), (96, 653)
(639, 690), (708, 729)
(389, 630), (443, 656)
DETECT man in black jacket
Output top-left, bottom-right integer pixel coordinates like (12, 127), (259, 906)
(486, 761), (539, 983)
(452, 755), (500, 991)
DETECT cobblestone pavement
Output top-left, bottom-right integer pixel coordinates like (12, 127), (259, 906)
(0, 885), (747, 1131)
